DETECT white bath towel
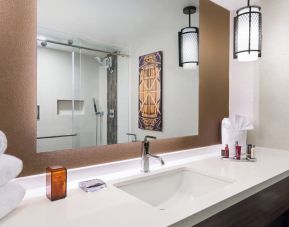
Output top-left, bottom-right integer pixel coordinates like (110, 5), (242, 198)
(0, 182), (25, 219)
(0, 131), (7, 154)
(0, 155), (23, 186)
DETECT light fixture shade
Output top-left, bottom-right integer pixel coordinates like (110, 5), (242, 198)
(179, 27), (199, 69)
(234, 5), (262, 62)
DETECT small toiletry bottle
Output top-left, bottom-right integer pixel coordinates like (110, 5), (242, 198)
(224, 144), (229, 158)
(247, 144), (252, 159)
(235, 141), (241, 160)
(251, 145), (256, 159)
(221, 149), (225, 158)
(46, 166), (67, 201)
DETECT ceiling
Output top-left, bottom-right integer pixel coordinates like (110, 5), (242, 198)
(210, 0), (260, 11)
(38, 0), (261, 50)
(37, 0), (199, 49)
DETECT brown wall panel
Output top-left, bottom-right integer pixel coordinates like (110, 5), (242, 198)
(0, 0), (229, 176)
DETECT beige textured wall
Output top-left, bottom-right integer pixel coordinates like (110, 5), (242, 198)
(0, 0), (229, 176)
(253, 0), (289, 149)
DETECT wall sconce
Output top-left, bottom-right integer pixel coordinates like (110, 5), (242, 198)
(233, 0), (262, 62)
(178, 6), (199, 70)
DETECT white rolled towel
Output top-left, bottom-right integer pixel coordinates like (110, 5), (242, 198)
(0, 131), (7, 154)
(0, 182), (25, 219)
(0, 155), (23, 186)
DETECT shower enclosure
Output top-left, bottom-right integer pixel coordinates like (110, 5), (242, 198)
(36, 32), (129, 153)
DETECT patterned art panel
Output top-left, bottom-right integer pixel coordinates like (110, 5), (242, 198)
(138, 51), (162, 131)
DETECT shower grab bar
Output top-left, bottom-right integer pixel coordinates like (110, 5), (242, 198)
(37, 134), (78, 139)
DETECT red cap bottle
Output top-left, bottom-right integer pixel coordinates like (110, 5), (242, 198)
(235, 141), (241, 160)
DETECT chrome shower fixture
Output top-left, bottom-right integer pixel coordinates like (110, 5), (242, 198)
(67, 40), (73, 45)
(94, 56), (114, 74)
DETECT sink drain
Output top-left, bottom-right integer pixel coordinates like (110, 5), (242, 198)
(159, 208), (166, 211)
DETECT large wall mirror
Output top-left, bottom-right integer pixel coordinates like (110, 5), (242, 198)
(37, 0), (199, 153)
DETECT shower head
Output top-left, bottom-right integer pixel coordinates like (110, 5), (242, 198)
(94, 56), (110, 67)
(94, 56), (105, 66)
(94, 56), (114, 74)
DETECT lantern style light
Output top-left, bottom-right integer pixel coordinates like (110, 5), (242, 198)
(234, 0), (262, 62)
(178, 6), (199, 70)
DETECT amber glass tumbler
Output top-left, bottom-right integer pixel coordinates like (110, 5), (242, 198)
(46, 166), (67, 201)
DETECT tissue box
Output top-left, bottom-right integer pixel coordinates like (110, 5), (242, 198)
(222, 115), (253, 150)
(222, 128), (247, 149)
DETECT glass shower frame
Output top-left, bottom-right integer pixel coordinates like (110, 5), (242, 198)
(36, 33), (129, 153)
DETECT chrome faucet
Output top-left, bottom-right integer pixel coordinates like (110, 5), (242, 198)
(141, 136), (165, 173)
(126, 133), (138, 142)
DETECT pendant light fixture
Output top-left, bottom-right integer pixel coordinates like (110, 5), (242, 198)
(233, 0), (262, 62)
(178, 6), (199, 70)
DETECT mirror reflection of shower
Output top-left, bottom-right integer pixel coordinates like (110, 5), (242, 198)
(36, 31), (129, 153)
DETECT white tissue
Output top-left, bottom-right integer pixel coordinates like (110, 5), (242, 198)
(0, 182), (25, 220)
(0, 155), (23, 186)
(0, 131), (7, 154)
(222, 115), (254, 150)
(223, 115), (254, 130)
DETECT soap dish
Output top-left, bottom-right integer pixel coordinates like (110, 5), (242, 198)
(79, 179), (107, 192)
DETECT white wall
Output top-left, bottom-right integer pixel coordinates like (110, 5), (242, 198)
(229, 0), (289, 149)
(117, 56), (130, 143)
(254, 0), (289, 149)
(229, 7), (260, 125)
(129, 13), (199, 141)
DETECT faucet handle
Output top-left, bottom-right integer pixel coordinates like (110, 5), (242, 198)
(144, 135), (157, 142)
(126, 133), (137, 142)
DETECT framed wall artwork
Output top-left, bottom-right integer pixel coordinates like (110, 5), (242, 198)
(138, 51), (162, 131)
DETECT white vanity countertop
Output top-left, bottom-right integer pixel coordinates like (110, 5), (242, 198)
(2, 145), (289, 227)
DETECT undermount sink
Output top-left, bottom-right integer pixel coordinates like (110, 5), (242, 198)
(115, 167), (232, 210)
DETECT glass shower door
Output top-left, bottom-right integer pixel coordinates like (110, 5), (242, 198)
(71, 44), (82, 149)
(37, 39), (78, 152)
(75, 47), (106, 148)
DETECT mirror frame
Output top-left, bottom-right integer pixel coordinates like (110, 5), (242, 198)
(0, 0), (229, 176)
